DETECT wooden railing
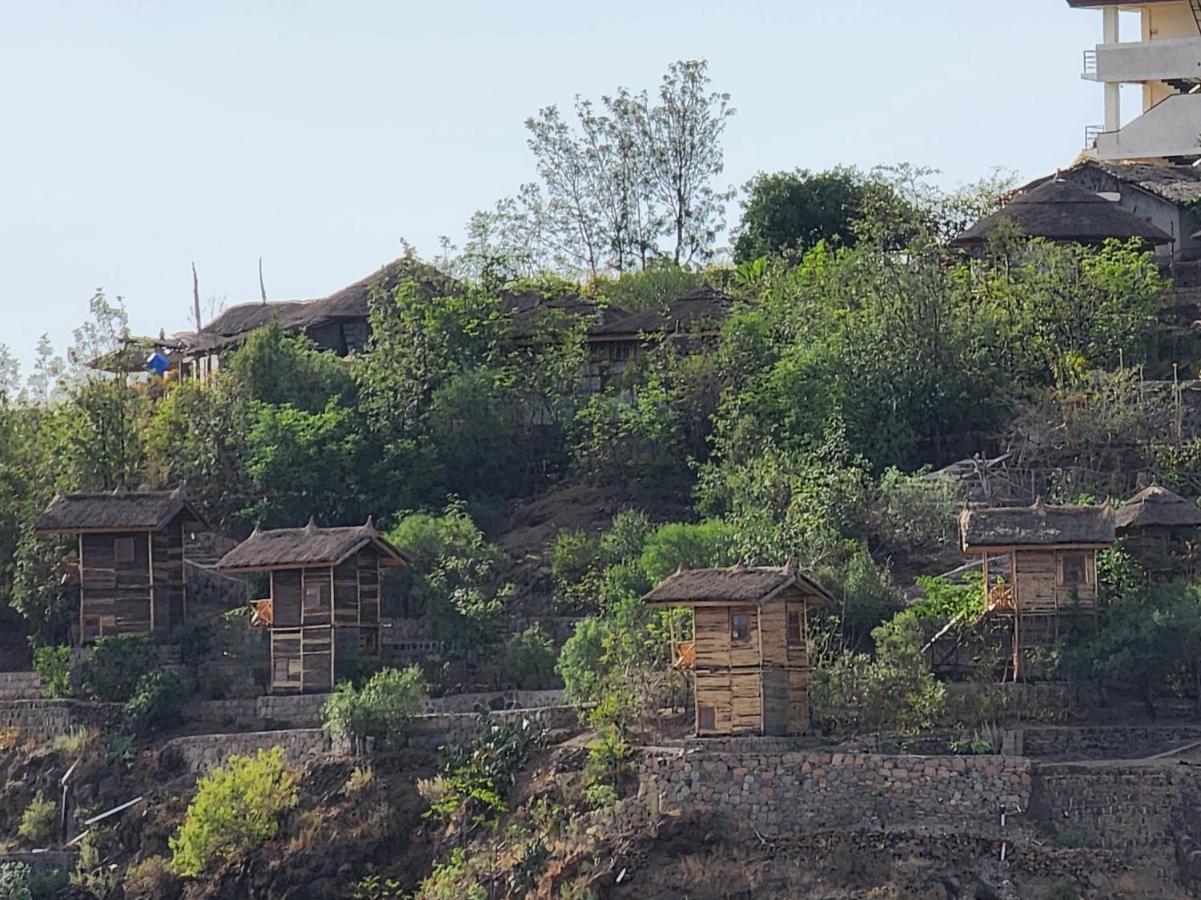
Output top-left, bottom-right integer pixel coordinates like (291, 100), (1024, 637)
(673, 641), (695, 670)
(987, 582), (1015, 613)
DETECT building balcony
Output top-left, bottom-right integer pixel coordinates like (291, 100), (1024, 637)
(1089, 93), (1201, 160)
(1083, 37), (1201, 85)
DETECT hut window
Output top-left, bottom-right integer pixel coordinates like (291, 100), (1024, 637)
(787, 611), (803, 647)
(698, 705), (716, 731)
(114, 537), (135, 563)
(303, 584), (324, 615)
(731, 611), (751, 642)
(1059, 552), (1088, 587)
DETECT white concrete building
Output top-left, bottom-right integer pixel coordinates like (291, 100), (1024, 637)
(1072, 0), (1201, 161)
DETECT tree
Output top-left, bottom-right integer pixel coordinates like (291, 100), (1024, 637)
(639, 60), (735, 265)
(734, 167), (874, 262)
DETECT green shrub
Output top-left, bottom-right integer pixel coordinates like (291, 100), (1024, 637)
(82, 634), (154, 702)
(416, 848), (487, 900)
(499, 626), (558, 690)
(0, 862), (32, 900)
(17, 792), (56, 845)
(32, 646), (71, 699)
(321, 665), (426, 751)
(351, 873), (407, 900)
(426, 715), (532, 826)
(124, 671), (187, 734)
(169, 747), (298, 878)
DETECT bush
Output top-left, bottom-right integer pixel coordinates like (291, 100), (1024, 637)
(123, 855), (181, 900)
(32, 646), (71, 699)
(169, 746), (299, 877)
(321, 665), (426, 751)
(0, 862), (31, 900)
(18, 792), (56, 845)
(811, 611), (946, 735)
(82, 634), (154, 702)
(498, 626), (558, 690)
(124, 671), (187, 734)
(426, 715), (532, 826)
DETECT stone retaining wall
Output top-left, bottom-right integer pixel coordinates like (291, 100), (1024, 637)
(405, 705), (580, 748)
(1028, 762), (1201, 878)
(0, 700), (117, 743)
(424, 689), (566, 714)
(640, 748), (1031, 836)
(1021, 725), (1201, 760)
(0, 672), (42, 702)
(162, 728), (331, 772)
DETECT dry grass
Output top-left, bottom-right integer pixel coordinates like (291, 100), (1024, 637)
(52, 726), (98, 757)
(344, 764), (375, 794)
(0, 727), (22, 752)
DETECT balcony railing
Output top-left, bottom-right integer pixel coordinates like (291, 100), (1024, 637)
(673, 640), (695, 670)
(987, 582), (1015, 614)
(1083, 48), (1098, 77)
(1084, 124), (1104, 150)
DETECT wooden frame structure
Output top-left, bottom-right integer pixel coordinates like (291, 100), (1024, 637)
(960, 499), (1115, 679)
(34, 488), (208, 644)
(217, 518), (407, 693)
(1115, 484), (1201, 579)
(643, 564), (833, 736)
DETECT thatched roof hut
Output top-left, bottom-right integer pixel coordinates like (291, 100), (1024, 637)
(216, 519), (407, 572)
(35, 487), (207, 533)
(643, 563), (833, 606)
(960, 499), (1116, 550)
(951, 179), (1174, 249)
(1115, 485), (1201, 531)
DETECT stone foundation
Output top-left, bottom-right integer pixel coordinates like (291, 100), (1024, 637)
(1021, 724), (1201, 760)
(640, 748), (1031, 836)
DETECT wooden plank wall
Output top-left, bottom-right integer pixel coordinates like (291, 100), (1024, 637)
(1014, 549), (1098, 614)
(81, 532), (152, 638)
(272, 571), (302, 627)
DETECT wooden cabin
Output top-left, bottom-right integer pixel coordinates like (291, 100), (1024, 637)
(34, 488), (209, 644)
(216, 519), (407, 693)
(642, 564), (833, 737)
(960, 499), (1115, 678)
(1115, 484), (1201, 579)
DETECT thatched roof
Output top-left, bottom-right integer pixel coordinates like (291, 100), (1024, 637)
(182, 257), (463, 354)
(951, 179), (1174, 249)
(216, 519), (407, 572)
(35, 488), (206, 533)
(1087, 160), (1201, 207)
(643, 564), (833, 607)
(960, 500), (1116, 549)
(1115, 485), (1201, 530)
(590, 285), (736, 340)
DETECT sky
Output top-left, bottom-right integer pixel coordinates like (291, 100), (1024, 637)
(0, 0), (1129, 372)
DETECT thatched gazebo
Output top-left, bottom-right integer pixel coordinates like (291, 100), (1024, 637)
(1115, 485), (1201, 578)
(951, 179), (1175, 250)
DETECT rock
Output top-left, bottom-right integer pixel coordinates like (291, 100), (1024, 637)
(973, 877), (1001, 900)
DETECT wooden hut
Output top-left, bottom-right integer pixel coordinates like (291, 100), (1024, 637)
(1115, 484), (1201, 578)
(34, 488), (209, 643)
(642, 564), (833, 736)
(950, 178), (1174, 251)
(216, 519), (407, 693)
(959, 499), (1115, 678)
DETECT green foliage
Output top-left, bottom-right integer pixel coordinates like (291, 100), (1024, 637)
(81, 634), (154, 702)
(0, 862), (32, 900)
(223, 324), (355, 413)
(387, 502), (513, 650)
(872, 468), (959, 553)
(415, 848), (487, 900)
(18, 792), (56, 845)
(321, 665), (427, 750)
(498, 626), (558, 690)
(123, 671), (187, 734)
(426, 715), (532, 827)
(734, 166), (878, 262)
(350, 873), (407, 900)
(638, 519), (736, 583)
(169, 747), (299, 878)
(811, 611), (946, 735)
(32, 645), (71, 699)
(912, 573), (984, 622)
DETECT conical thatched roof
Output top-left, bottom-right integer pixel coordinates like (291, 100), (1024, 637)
(1115, 485), (1201, 530)
(951, 179), (1174, 249)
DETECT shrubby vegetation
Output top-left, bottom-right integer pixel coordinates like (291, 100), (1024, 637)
(169, 747), (299, 877)
(321, 665), (427, 752)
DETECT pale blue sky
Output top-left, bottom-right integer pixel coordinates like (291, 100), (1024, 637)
(0, 0), (1123, 370)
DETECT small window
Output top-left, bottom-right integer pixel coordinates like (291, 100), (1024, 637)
(113, 537), (135, 563)
(303, 584), (324, 613)
(698, 705), (716, 731)
(1059, 552), (1088, 587)
(787, 611), (803, 647)
(731, 611), (751, 642)
(274, 656), (301, 683)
